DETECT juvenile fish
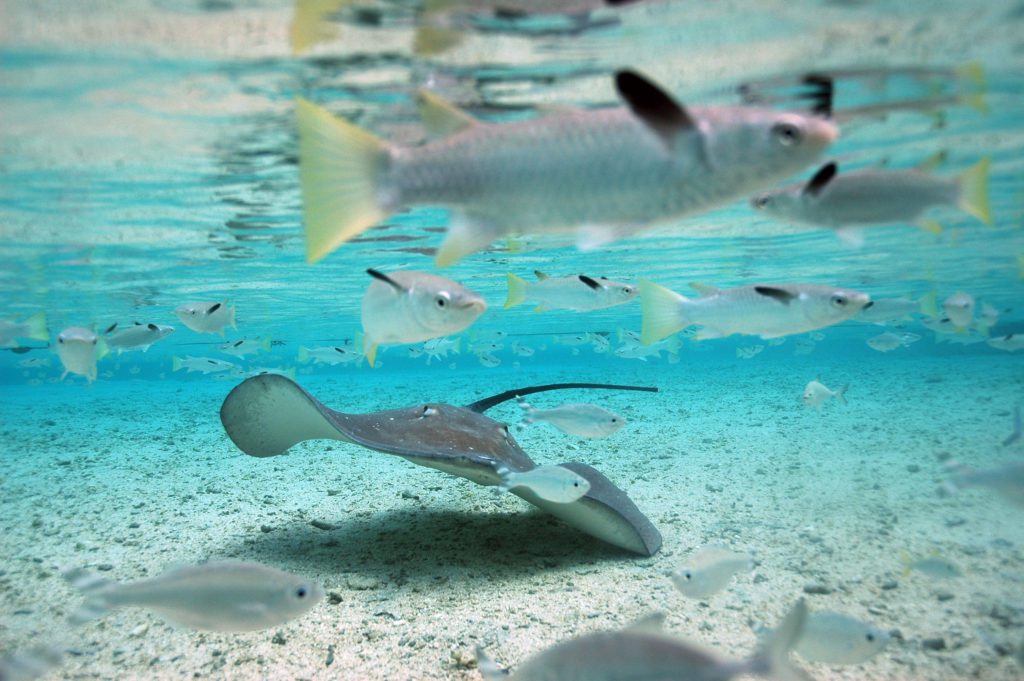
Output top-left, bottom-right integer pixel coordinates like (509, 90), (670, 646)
(63, 561), (323, 632)
(496, 464), (590, 504)
(803, 379), (847, 409)
(171, 356), (237, 374)
(477, 599), (810, 681)
(17, 356), (51, 368)
(511, 341), (535, 357)
(477, 352), (501, 367)
(615, 336), (680, 361)
(298, 345), (364, 366)
(175, 301), (236, 335)
(946, 460), (1024, 508)
(866, 331), (920, 353)
(751, 158), (991, 242)
(104, 322), (175, 354)
(0, 311), (48, 348)
(55, 326), (107, 383)
(795, 611), (890, 665)
(218, 337), (271, 358)
(423, 336), (462, 363)
(505, 270), (638, 312)
(297, 71), (836, 266)
(641, 281), (870, 343)
(518, 398), (625, 438)
(361, 268), (485, 366)
(943, 291), (975, 331)
(671, 546), (752, 599)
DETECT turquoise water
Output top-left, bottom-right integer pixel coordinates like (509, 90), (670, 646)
(2, 1), (1024, 679)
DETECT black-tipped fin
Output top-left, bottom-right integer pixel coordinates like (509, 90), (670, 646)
(534, 270), (549, 280)
(803, 162), (837, 197)
(148, 323), (159, 331)
(755, 286), (797, 305)
(615, 70), (696, 147)
(367, 268), (406, 292)
(104, 323), (117, 334)
(578, 275), (602, 290)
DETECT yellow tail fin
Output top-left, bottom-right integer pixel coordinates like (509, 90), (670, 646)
(452, 337), (461, 354)
(297, 346), (310, 363)
(172, 356), (182, 372)
(919, 290), (939, 318)
(412, 25), (465, 56)
(958, 157), (992, 225)
(290, 0), (346, 54)
(505, 273), (529, 309)
(639, 280), (688, 346)
(955, 62), (986, 90)
(296, 98), (389, 263)
(25, 311), (49, 342)
(364, 337), (379, 367)
(416, 89), (477, 138)
(260, 337), (272, 352)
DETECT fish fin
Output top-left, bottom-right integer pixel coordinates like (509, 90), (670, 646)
(803, 162), (837, 197)
(533, 270), (549, 280)
(533, 305), (548, 313)
(835, 384), (848, 405)
(230, 305), (237, 330)
(614, 69), (696, 150)
(624, 612), (667, 633)
(413, 25), (465, 56)
(24, 311), (49, 342)
(747, 599), (810, 681)
(435, 213), (504, 268)
(916, 220), (943, 235)
(367, 268), (406, 292)
(296, 97), (390, 263)
(958, 92), (989, 115)
(957, 157), (992, 225)
(104, 322), (118, 335)
(835, 227), (865, 248)
(452, 337), (461, 354)
(576, 224), (634, 251)
(578, 274), (601, 290)
(639, 280), (689, 345)
(289, 0), (346, 54)
(916, 150), (947, 173)
(364, 340), (379, 368)
(900, 550), (913, 577)
(956, 62), (986, 90)
(60, 370), (68, 381)
(298, 346), (309, 363)
(475, 647), (508, 681)
(504, 273), (528, 309)
(754, 286), (797, 305)
(415, 89), (478, 138)
(694, 327), (725, 340)
(663, 336), (682, 354)
(689, 282), (719, 297)
(62, 567), (115, 624)
(494, 464), (514, 492)
(919, 290), (939, 318)
(261, 337), (272, 352)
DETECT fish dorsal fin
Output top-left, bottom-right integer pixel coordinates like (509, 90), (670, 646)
(625, 612), (667, 634)
(754, 286), (796, 305)
(579, 275), (602, 290)
(534, 270), (549, 280)
(416, 89), (478, 139)
(207, 302), (222, 315)
(614, 70), (696, 149)
(689, 282), (719, 297)
(366, 268), (405, 292)
(148, 323), (159, 331)
(234, 339), (244, 347)
(104, 322), (117, 334)
(803, 162), (837, 197)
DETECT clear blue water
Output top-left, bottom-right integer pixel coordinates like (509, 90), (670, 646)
(2, 1), (1023, 680)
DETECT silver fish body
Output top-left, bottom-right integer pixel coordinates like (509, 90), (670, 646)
(105, 322), (175, 354)
(795, 611), (890, 665)
(55, 326), (105, 382)
(519, 399), (625, 438)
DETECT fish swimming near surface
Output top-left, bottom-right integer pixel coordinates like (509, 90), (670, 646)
(476, 599), (811, 681)
(361, 268), (486, 366)
(750, 157), (991, 245)
(505, 270), (638, 312)
(175, 301), (236, 335)
(55, 326), (107, 382)
(641, 281), (870, 344)
(172, 356), (237, 374)
(946, 459), (1024, 508)
(803, 379), (847, 409)
(104, 322), (175, 354)
(518, 398), (625, 438)
(0, 311), (48, 348)
(987, 334), (1024, 353)
(496, 464), (591, 503)
(943, 291), (975, 331)
(671, 545), (753, 599)
(218, 337), (272, 358)
(63, 561), (323, 632)
(866, 331), (920, 353)
(296, 70), (837, 267)
(794, 611), (890, 665)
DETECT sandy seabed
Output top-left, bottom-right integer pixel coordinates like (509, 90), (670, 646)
(2, 351), (1023, 680)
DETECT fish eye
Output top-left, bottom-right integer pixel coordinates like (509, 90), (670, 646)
(435, 294), (449, 308)
(866, 632), (875, 642)
(771, 122), (802, 146)
(684, 571), (692, 580)
(295, 586), (308, 599)
(752, 195), (772, 209)
(58, 337), (65, 344)
(830, 294), (848, 307)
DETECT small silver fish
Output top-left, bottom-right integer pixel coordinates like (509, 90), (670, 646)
(671, 546), (752, 599)
(518, 399), (625, 438)
(511, 341), (535, 357)
(866, 331), (920, 353)
(943, 291), (975, 331)
(857, 292), (937, 325)
(477, 352), (501, 368)
(0, 645), (63, 681)
(296, 71), (836, 267)
(505, 270), (637, 312)
(947, 460), (1024, 508)
(361, 268), (486, 366)
(175, 301), (236, 335)
(63, 561), (323, 632)
(795, 611), (890, 665)
(17, 356), (51, 368)
(496, 464), (590, 504)
(298, 345), (364, 366)
(803, 379), (847, 410)
(641, 281), (870, 343)
(218, 337), (271, 358)
(423, 337), (462, 363)
(104, 322), (175, 354)
(0, 311), (48, 348)
(55, 326), (107, 382)
(171, 356), (237, 374)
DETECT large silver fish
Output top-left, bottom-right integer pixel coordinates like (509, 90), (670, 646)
(296, 71), (837, 267)
(640, 281), (871, 343)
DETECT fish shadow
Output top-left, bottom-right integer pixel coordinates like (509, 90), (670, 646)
(227, 507), (631, 584)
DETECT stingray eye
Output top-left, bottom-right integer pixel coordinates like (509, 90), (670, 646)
(295, 586), (308, 599)
(771, 122), (802, 146)
(831, 294), (848, 308)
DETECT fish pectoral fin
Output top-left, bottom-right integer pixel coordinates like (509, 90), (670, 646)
(435, 214), (505, 267)
(835, 227), (866, 248)
(576, 224), (637, 251)
(415, 89), (479, 138)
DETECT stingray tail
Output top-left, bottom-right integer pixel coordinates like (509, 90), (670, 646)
(957, 157), (991, 225)
(62, 567), (117, 624)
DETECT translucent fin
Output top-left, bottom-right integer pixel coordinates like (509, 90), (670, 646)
(25, 311), (49, 342)
(918, 290), (939, 318)
(959, 92), (988, 115)
(917, 220), (943, 235)
(915, 150), (947, 173)
(290, 0), (346, 54)
(689, 282), (719, 297)
(747, 599), (810, 681)
(364, 338), (379, 368)
(435, 214), (504, 268)
(835, 227), (865, 248)
(297, 346), (310, 363)
(957, 157), (992, 225)
(413, 25), (465, 56)
(62, 567), (116, 625)
(416, 89), (477, 138)
(296, 97), (390, 263)
(261, 337), (272, 352)
(475, 647), (508, 681)
(172, 356), (182, 372)
(505, 273), (529, 309)
(639, 280), (689, 345)
(452, 337), (461, 355)
(835, 384), (848, 405)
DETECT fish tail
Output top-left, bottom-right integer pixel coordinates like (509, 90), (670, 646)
(745, 598), (808, 681)
(957, 157), (992, 225)
(96, 337), (109, 361)
(504, 273), (529, 309)
(958, 92), (989, 115)
(363, 338), (379, 368)
(297, 346), (310, 363)
(639, 280), (689, 346)
(172, 356), (182, 372)
(261, 337), (272, 352)
(955, 62), (986, 90)
(296, 97), (390, 263)
(475, 647), (507, 681)
(25, 311), (49, 342)
(918, 290), (939, 318)
(835, 384), (848, 405)
(290, 0), (347, 54)
(229, 305), (237, 330)
(62, 567), (116, 624)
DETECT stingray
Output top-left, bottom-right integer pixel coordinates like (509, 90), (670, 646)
(220, 375), (662, 556)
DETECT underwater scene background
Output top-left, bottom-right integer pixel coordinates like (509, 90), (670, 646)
(2, 0), (1024, 679)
